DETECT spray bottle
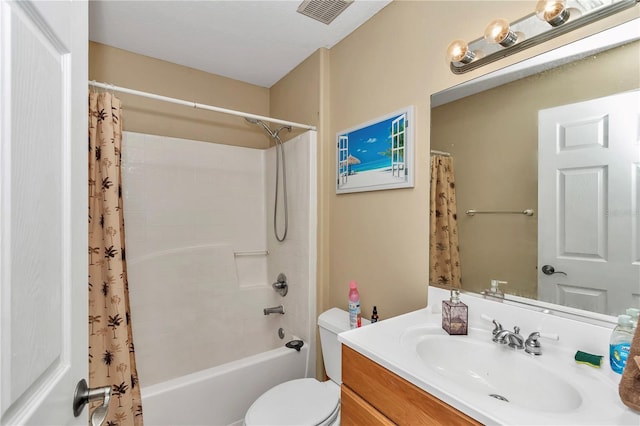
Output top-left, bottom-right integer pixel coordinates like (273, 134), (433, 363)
(348, 280), (361, 329)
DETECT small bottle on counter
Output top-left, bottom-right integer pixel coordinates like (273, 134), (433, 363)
(610, 314), (633, 374)
(371, 306), (379, 323)
(442, 289), (468, 335)
(348, 280), (361, 329)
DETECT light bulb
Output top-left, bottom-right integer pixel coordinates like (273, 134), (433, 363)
(446, 39), (475, 64)
(484, 19), (518, 47)
(535, 0), (570, 27)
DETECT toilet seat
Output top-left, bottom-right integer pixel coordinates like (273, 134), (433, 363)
(244, 378), (340, 426)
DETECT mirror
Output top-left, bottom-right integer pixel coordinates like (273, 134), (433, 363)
(430, 18), (640, 320)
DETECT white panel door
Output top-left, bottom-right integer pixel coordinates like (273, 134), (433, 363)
(0, 1), (87, 424)
(538, 90), (640, 315)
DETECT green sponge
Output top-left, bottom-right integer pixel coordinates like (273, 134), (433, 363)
(574, 350), (603, 368)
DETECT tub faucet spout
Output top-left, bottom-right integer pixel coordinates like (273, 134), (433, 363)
(264, 305), (284, 315)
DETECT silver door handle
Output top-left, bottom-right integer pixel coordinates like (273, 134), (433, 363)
(73, 379), (111, 426)
(541, 265), (567, 276)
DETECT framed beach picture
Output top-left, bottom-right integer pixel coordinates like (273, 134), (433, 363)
(336, 106), (414, 194)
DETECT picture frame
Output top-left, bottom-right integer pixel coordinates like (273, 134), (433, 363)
(336, 106), (414, 194)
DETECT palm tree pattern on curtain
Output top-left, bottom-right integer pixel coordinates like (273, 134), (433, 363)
(429, 155), (462, 288)
(89, 92), (143, 425)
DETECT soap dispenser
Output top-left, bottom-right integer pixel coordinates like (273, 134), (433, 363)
(442, 289), (468, 335)
(486, 280), (507, 301)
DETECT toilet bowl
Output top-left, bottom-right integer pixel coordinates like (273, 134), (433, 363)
(244, 308), (367, 426)
(244, 379), (340, 426)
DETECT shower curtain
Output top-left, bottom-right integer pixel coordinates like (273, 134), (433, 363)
(88, 92), (143, 425)
(429, 155), (462, 288)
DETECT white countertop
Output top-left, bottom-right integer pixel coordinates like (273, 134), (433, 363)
(338, 288), (640, 425)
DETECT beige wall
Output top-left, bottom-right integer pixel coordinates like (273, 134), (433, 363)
(432, 41), (640, 299)
(270, 49), (322, 137)
(89, 42), (271, 149)
(324, 0), (639, 321)
(326, 1), (528, 320)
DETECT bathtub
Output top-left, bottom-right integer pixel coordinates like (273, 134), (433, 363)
(141, 343), (310, 426)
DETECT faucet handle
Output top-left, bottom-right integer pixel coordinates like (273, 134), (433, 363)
(525, 332), (542, 355)
(524, 331), (558, 356)
(537, 331), (559, 341)
(481, 314), (503, 335)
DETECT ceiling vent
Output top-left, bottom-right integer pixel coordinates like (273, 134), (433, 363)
(296, 0), (354, 25)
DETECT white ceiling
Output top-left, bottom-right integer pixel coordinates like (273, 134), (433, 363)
(89, 0), (392, 88)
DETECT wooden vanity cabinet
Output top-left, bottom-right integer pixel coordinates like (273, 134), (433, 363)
(341, 345), (481, 426)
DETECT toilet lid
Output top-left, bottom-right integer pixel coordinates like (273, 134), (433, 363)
(245, 379), (339, 426)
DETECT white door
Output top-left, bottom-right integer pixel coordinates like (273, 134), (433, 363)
(0, 1), (88, 424)
(538, 90), (640, 315)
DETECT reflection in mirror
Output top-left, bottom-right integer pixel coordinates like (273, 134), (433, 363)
(430, 19), (640, 319)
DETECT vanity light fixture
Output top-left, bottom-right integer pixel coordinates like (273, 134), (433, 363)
(447, 0), (639, 74)
(484, 19), (518, 47)
(446, 40), (476, 64)
(535, 0), (570, 27)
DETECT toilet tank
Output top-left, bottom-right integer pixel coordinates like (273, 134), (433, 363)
(317, 308), (370, 384)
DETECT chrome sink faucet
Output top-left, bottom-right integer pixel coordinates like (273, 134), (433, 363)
(482, 314), (559, 355)
(492, 326), (525, 350)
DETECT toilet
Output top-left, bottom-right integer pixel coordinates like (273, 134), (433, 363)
(244, 308), (367, 426)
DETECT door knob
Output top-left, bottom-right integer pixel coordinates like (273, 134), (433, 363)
(541, 265), (567, 276)
(73, 379), (111, 426)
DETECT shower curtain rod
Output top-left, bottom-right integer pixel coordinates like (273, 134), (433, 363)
(88, 81), (317, 131)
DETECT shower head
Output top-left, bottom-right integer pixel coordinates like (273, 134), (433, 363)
(245, 117), (290, 140)
(245, 117), (273, 136)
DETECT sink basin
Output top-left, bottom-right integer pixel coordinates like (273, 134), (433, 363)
(402, 327), (582, 413)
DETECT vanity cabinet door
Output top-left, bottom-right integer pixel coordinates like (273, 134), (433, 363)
(341, 385), (395, 426)
(342, 346), (481, 425)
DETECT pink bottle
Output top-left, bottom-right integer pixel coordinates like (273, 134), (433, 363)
(348, 280), (361, 329)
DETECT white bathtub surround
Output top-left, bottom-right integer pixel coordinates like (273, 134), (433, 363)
(338, 286), (639, 425)
(121, 131), (317, 423)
